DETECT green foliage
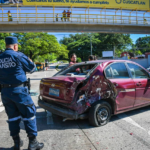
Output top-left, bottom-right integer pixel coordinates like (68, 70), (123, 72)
(128, 46), (142, 56)
(135, 36), (150, 54)
(61, 60), (69, 63)
(60, 33), (133, 60)
(0, 33), (11, 51)
(34, 56), (45, 63)
(34, 53), (57, 63)
(45, 53), (57, 62)
(77, 57), (82, 62)
(13, 33), (69, 61)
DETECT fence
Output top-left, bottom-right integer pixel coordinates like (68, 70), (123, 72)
(0, 7), (150, 26)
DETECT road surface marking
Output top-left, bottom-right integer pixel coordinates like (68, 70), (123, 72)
(0, 101), (2, 106)
(47, 111), (54, 125)
(0, 107), (4, 112)
(117, 113), (146, 131)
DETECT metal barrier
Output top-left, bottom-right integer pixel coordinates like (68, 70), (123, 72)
(0, 7), (150, 26)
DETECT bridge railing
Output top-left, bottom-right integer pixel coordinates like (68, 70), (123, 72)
(0, 12), (149, 26)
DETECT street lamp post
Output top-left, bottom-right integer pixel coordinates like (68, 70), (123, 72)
(90, 35), (92, 55)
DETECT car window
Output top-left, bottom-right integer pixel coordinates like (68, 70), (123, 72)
(109, 63), (129, 78)
(105, 67), (112, 78)
(56, 63), (98, 77)
(127, 63), (149, 79)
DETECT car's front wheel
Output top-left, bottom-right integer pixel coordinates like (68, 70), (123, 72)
(89, 101), (112, 127)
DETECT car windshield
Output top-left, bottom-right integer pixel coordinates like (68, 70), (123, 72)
(55, 63), (99, 77)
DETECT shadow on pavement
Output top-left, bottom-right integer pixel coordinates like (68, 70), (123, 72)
(0, 147), (14, 150)
(0, 147), (28, 150)
(18, 105), (150, 132)
(110, 105), (150, 123)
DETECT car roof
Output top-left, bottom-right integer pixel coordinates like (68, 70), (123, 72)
(75, 59), (148, 73)
(77, 59), (133, 65)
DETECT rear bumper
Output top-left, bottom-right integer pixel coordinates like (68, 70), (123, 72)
(38, 98), (79, 119)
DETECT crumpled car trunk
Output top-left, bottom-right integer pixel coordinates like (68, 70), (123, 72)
(40, 63), (117, 115)
(40, 76), (85, 104)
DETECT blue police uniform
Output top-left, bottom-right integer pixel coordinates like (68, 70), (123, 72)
(0, 42), (37, 137)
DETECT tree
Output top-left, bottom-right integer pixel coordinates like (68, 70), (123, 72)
(34, 53), (57, 62)
(60, 33), (100, 61)
(135, 36), (150, 54)
(13, 33), (69, 61)
(60, 33), (133, 60)
(57, 44), (69, 60)
(0, 33), (12, 51)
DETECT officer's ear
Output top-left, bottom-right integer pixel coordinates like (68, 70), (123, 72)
(14, 44), (18, 51)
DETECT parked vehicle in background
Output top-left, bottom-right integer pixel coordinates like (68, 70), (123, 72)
(145, 52), (150, 58)
(38, 60), (150, 127)
(35, 62), (45, 71)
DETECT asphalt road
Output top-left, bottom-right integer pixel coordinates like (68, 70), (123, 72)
(1, 64), (150, 150)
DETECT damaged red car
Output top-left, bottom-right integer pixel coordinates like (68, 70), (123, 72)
(38, 60), (150, 127)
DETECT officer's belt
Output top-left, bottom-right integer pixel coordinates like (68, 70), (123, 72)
(1, 83), (26, 88)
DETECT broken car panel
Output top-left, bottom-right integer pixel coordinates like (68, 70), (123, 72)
(38, 60), (150, 127)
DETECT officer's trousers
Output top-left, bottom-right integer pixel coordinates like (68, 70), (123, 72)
(1, 86), (37, 137)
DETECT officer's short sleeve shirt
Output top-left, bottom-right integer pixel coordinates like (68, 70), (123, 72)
(0, 48), (36, 85)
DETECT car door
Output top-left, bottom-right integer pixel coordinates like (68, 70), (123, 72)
(105, 62), (136, 111)
(127, 63), (150, 107)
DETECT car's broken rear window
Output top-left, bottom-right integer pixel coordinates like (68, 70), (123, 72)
(56, 63), (98, 77)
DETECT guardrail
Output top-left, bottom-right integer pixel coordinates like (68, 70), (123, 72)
(0, 12), (150, 26)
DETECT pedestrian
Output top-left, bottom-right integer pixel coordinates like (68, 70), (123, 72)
(67, 10), (71, 21)
(69, 53), (80, 73)
(8, 10), (13, 21)
(88, 55), (94, 61)
(69, 53), (77, 66)
(62, 10), (66, 21)
(144, 18), (148, 25)
(56, 14), (58, 21)
(0, 36), (44, 150)
(94, 55), (97, 60)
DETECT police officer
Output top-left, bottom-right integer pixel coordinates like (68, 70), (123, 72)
(0, 36), (44, 150)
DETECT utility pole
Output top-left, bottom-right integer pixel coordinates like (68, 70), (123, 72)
(90, 35), (92, 55)
(113, 45), (115, 58)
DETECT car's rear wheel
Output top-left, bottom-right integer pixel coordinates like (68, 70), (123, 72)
(89, 101), (112, 127)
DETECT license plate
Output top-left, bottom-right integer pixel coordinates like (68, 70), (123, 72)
(49, 88), (60, 97)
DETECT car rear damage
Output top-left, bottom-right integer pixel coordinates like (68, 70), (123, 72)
(38, 62), (117, 121)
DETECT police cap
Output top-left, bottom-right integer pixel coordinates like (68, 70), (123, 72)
(5, 36), (20, 45)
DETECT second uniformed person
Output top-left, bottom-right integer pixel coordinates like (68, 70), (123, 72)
(0, 36), (44, 150)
